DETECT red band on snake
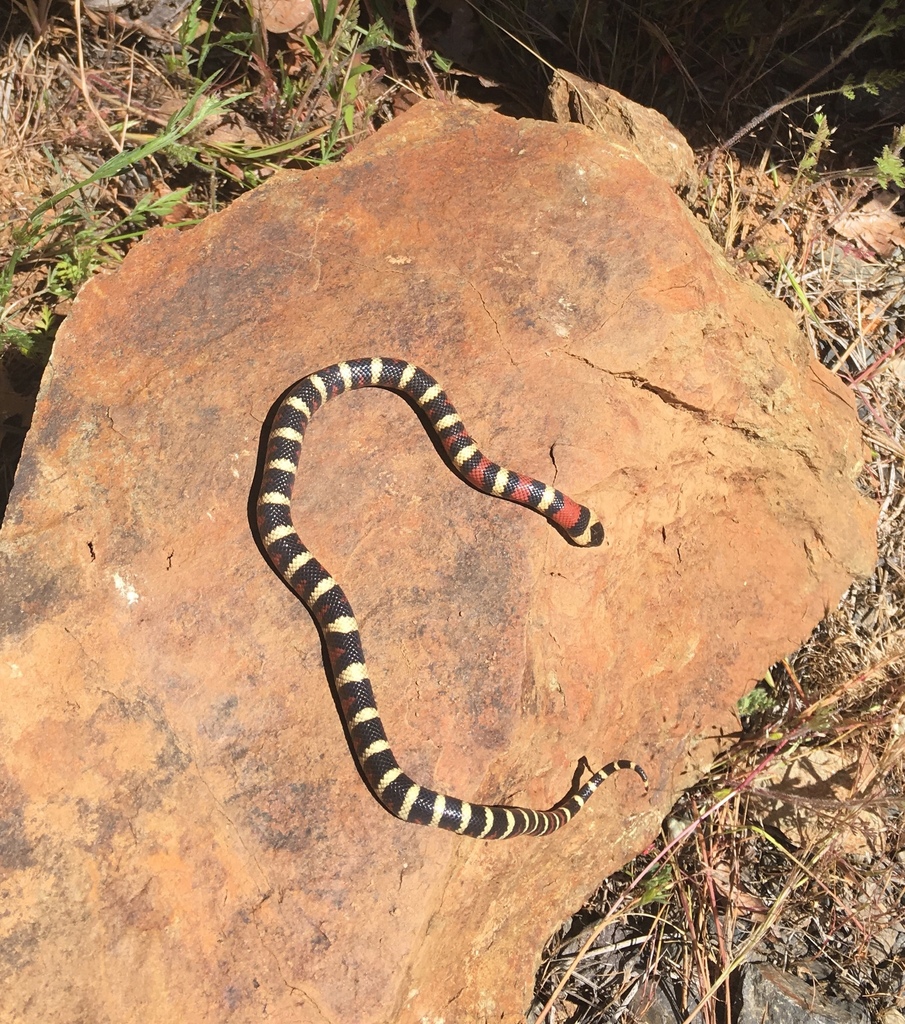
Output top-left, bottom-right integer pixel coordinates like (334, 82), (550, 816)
(256, 357), (647, 839)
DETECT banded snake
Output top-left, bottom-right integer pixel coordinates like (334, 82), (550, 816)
(256, 357), (647, 839)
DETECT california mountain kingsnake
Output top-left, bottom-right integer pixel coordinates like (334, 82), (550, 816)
(256, 357), (647, 839)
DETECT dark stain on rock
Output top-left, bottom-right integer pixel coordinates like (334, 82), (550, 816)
(0, 923), (39, 984)
(245, 780), (334, 852)
(0, 551), (63, 640)
(198, 694), (240, 741)
(0, 768), (34, 871)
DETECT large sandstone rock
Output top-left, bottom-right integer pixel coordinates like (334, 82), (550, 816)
(0, 101), (875, 1022)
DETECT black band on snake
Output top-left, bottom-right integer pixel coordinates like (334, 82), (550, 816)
(256, 357), (647, 839)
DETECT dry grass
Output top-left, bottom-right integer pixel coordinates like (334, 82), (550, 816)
(532, 633), (905, 1020)
(1, 2), (904, 1022)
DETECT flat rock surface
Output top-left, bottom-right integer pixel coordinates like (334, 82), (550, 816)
(0, 100), (876, 1023)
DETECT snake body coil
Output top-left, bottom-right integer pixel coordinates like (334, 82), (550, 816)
(257, 357), (646, 839)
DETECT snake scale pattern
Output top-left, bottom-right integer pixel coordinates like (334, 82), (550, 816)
(257, 357), (647, 839)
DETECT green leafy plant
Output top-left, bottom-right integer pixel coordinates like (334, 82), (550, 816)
(737, 685), (777, 720)
(1, 80), (235, 357)
(875, 127), (905, 188)
(300, 0), (380, 157)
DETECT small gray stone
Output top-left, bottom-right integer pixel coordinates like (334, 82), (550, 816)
(736, 963), (869, 1024)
